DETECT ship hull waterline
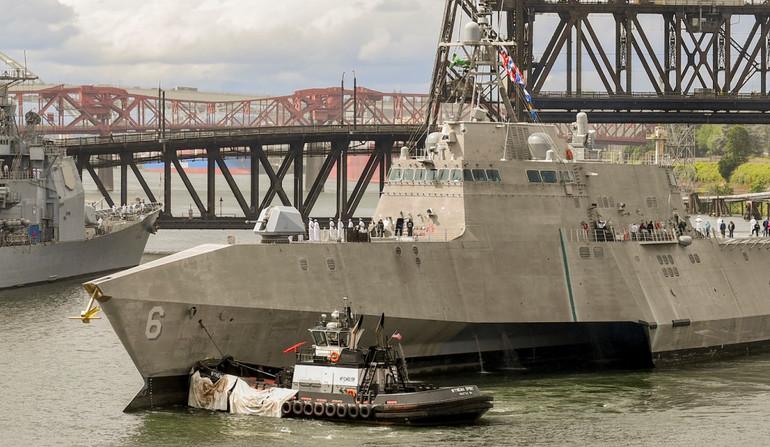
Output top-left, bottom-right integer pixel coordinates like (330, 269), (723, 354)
(0, 210), (160, 290)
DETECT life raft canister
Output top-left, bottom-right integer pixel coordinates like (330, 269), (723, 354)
(329, 351), (340, 363)
(566, 148), (574, 160)
(345, 388), (357, 398)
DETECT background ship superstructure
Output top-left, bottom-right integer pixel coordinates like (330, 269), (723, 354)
(0, 65), (161, 288)
(85, 0), (770, 410)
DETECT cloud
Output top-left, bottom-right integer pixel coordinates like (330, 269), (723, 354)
(0, 0), (77, 51)
(18, 0), (443, 94)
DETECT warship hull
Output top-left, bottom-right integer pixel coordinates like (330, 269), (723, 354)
(87, 203), (770, 410)
(1, 210), (159, 289)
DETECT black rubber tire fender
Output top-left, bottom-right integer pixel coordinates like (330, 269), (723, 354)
(324, 402), (337, 417)
(313, 401), (325, 417)
(303, 401), (314, 416)
(358, 404), (371, 419)
(335, 403), (348, 418)
(347, 403), (359, 419)
(292, 400), (304, 416)
(281, 400), (293, 416)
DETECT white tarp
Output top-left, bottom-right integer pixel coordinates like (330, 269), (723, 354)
(188, 371), (298, 418)
(228, 378), (298, 417)
(188, 371), (236, 411)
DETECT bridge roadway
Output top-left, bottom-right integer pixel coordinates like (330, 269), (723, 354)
(56, 124), (424, 229)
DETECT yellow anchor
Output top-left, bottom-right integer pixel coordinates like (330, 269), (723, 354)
(68, 287), (102, 323)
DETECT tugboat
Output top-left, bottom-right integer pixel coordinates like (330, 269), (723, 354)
(188, 299), (493, 425)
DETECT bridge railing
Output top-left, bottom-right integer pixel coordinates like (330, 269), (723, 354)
(53, 124), (425, 148)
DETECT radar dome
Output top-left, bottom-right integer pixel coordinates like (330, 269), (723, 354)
(463, 22), (481, 44)
(527, 133), (553, 160)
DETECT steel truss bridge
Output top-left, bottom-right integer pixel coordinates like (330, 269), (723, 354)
(10, 84), (651, 146)
(430, 0), (770, 123)
(57, 125), (420, 229)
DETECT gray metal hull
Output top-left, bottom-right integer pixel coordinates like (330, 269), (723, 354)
(0, 211), (159, 289)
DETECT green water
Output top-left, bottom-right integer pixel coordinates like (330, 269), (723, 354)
(2, 269), (770, 446)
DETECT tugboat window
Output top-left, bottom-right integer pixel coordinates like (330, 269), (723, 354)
(402, 169), (415, 181)
(414, 169), (426, 181)
(541, 170), (558, 183)
(472, 169), (487, 181)
(451, 169), (463, 182)
(339, 332), (349, 347)
(425, 169), (437, 181)
(526, 170), (542, 183)
(438, 169), (450, 181)
(486, 169), (501, 182)
(388, 168), (402, 182)
(312, 331), (327, 346)
(463, 169), (474, 181)
(327, 331), (339, 346)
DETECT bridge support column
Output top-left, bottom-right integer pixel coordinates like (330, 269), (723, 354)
(97, 155), (114, 191)
(336, 140), (348, 219)
(163, 144), (172, 217)
(250, 144), (260, 216)
(207, 147), (217, 218)
(292, 143), (304, 212)
(119, 153), (129, 206)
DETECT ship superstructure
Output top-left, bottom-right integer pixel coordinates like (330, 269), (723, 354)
(85, 1), (770, 411)
(0, 63), (160, 288)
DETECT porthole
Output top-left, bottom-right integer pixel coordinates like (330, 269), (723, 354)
(299, 258), (308, 271)
(694, 254), (701, 263)
(743, 252), (750, 262)
(667, 255), (674, 265)
(395, 246), (402, 256)
(325, 258), (336, 271)
(657, 255), (664, 265)
(673, 267), (680, 277)
(579, 247), (591, 259)
(412, 245), (419, 255)
(663, 268), (670, 277)
(688, 254), (695, 264)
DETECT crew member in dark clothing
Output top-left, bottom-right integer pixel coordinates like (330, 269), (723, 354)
(395, 217), (404, 236)
(376, 219), (384, 237)
(728, 220), (735, 238)
(406, 218), (414, 237)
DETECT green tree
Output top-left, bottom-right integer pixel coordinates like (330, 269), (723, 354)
(717, 126), (752, 180)
(694, 124), (724, 155)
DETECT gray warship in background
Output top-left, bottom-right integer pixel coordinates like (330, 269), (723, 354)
(85, 2), (770, 410)
(0, 67), (160, 289)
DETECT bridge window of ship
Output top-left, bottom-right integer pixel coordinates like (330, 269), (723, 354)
(311, 330), (327, 346)
(526, 170), (541, 183)
(438, 169), (450, 182)
(426, 169), (438, 181)
(472, 169), (487, 181)
(388, 168), (402, 182)
(414, 169), (426, 181)
(463, 169), (474, 182)
(402, 169), (415, 181)
(451, 169), (463, 182)
(541, 170), (558, 183)
(486, 170), (501, 182)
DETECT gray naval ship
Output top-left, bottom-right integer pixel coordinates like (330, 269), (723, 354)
(84, 3), (770, 410)
(0, 68), (160, 289)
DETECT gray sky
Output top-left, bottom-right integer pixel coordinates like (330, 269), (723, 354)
(2, 0), (443, 95)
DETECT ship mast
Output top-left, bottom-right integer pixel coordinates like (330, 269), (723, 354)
(426, 0), (522, 127)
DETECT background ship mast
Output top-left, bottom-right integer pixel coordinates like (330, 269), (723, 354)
(426, 0), (526, 127)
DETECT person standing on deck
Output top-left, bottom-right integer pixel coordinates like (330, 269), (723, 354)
(763, 218), (769, 237)
(750, 217), (759, 236)
(719, 220), (726, 238)
(728, 220), (736, 238)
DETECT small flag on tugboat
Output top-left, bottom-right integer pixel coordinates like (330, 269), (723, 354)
(390, 331), (403, 341)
